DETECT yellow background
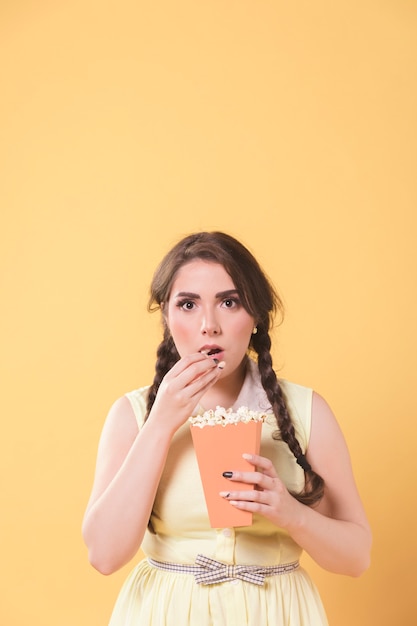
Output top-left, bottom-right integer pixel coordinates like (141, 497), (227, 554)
(1, 1), (416, 624)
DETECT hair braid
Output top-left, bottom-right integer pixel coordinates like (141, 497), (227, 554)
(145, 328), (180, 419)
(252, 327), (324, 506)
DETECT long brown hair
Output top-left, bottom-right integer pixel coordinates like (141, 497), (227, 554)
(146, 231), (324, 506)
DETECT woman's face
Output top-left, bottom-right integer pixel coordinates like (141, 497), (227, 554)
(164, 260), (255, 375)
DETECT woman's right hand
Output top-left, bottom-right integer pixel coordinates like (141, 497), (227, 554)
(82, 353), (223, 574)
(82, 352), (221, 574)
(148, 352), (223, 434)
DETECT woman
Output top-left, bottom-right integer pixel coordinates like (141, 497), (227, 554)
(82, 231), (371, 625)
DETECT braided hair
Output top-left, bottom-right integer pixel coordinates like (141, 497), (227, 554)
(145, 232), (324, 506)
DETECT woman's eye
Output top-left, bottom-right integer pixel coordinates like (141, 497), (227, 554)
(223, 298), (238, 308)
(177, 300), (195, 310)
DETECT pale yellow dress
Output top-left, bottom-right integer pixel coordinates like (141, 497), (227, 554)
(108, 359), (328, 626)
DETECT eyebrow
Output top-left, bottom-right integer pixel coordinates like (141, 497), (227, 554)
(173, 289), (240, 300)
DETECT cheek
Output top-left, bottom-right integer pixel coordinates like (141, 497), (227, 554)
(227, 315), (255, 341)
(168, 314), (192, 344)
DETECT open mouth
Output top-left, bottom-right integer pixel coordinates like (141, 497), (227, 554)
(201, 347), (223, 357)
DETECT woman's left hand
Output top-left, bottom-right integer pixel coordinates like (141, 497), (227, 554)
(220, 453), (302, 529)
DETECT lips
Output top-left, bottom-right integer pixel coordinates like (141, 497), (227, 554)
(200, 345), (224, 358)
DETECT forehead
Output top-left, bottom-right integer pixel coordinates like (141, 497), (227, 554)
(170, 260), (235, 292)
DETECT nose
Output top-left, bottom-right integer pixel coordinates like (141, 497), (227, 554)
(201, 310), (221, 335)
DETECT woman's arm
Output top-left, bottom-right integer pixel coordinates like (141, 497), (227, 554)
(221, 392), (372, 577)
(82, 396), (172, 574)
(82, 353), (222, 575)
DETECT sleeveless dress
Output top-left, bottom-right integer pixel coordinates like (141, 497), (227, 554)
(108, 359), (328, 626)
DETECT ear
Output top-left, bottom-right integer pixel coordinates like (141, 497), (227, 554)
(161, 302), (169, 327)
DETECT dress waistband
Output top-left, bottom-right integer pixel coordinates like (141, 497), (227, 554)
(147, 553), (300, 586)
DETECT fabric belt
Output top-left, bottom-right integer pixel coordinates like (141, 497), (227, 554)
(148, 554), (300, 586)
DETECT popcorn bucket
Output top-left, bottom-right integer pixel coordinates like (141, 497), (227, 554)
(190, 417), (263, 528)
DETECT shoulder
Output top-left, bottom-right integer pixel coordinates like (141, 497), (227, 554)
(102, 385), (151, 437)
(97, 385), (151, 457)
(310, 391), (343, 440)
(124, 385), (151, 428)
(279, 379), (313, 408)
(308, 391), (353, 486)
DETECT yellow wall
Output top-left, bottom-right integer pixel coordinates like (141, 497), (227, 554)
(1, 2), (416, 624)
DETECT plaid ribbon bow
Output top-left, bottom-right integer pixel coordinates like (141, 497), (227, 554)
(148, 555), (299, 586)
(194, 554), (267, 586)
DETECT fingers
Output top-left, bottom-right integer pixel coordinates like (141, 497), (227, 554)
(220, 488), (269, 505)
(173, 353), (224, 400)
(220, 454), (298, 528)
(167, 352), (217, 379)
(222, 471), (277, 493)
(169, 352), (222, 386)
(152, 352), (224, 422)
(220, 464), (286, 520)
(221, 454), (283, 506)
(243, 453), (277, 478)
(222, 453), (278, 489)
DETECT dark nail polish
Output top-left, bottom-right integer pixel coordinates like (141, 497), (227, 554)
(222, 471), (233, 478)
(213, 358), (219, 365)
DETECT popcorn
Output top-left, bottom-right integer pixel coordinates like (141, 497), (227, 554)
(189, 406), (267, 428)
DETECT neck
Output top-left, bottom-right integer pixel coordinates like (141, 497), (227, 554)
(200, 357), (248, 411)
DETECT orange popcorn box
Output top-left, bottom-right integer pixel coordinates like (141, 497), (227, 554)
(190, 419), (263, 528)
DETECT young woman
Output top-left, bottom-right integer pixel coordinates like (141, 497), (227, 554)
(82, 231), (371, 625)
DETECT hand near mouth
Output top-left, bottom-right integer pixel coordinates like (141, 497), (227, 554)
(200, 347), (225, 369)
(149, 352), (225, 433)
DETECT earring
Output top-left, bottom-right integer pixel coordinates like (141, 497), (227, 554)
(252, 327), (258, 335)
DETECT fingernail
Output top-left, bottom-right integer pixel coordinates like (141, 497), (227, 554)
(222, 471), (233, 478)
(217, 361), (225, 369)
(213, 358), (219, 365)
(219, 491), (231, 498)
